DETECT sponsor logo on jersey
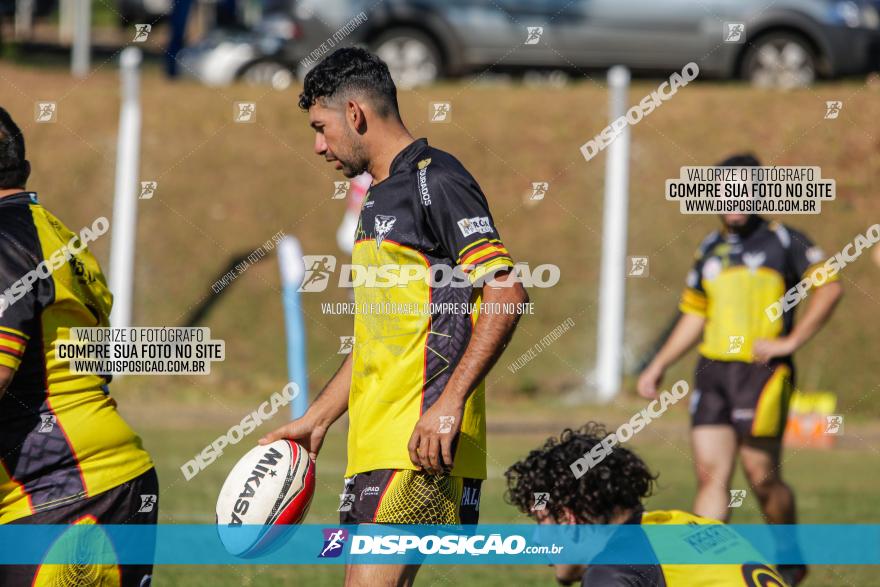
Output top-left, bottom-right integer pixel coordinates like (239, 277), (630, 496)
(417, 159), (432, 206)
(375, 215), (397, 248)
(360, 485), (382, 499)
(457, 216), (493, 237)
(462, 486), (481, 509)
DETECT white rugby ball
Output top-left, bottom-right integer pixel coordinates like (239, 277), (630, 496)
(216, 439), (315, 557)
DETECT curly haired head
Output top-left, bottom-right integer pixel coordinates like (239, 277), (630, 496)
(298, 47), (399, 118)
(0, 107), (30, 189)
(504, 422), (657, 524)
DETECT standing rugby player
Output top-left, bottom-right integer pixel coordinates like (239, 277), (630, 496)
(262, 48), (528, 586)
(637, 154), (842, 585)
(0, 107), (158, 585)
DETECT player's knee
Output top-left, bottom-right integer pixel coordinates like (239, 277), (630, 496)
(745, 470), (784, 498)
(695, 465), (727, 488)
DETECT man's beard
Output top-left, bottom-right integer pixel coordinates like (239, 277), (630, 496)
(340, 160), (367, 178)
(338, 129), (369, 178)
(724, 215), (758, 235)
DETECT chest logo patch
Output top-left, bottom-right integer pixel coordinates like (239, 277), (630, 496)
(742, 251), (766, 272)
(374, 215), (397, 248)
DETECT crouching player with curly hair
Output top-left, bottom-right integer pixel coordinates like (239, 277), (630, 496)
(504, 423), (789, 587)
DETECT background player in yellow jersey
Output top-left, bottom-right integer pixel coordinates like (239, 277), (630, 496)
(0, 107), (157, 586)
(637, 154), (843, 585)
(505, 423), (789, 587)
(261, 48), (529, 586)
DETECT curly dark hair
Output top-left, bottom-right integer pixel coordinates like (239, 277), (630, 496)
(298, 47), (399, 118)
(0, 107), (30, 189)
(504, 422), (657, 524)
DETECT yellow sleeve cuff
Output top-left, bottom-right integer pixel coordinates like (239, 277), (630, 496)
(679, 288), (707, 316)
(802, 262), (841, 285)
(469, 257), (515, 285)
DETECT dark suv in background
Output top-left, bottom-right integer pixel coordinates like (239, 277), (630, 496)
(283, 0), (880, 87)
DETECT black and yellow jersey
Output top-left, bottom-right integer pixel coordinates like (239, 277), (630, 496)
(678, 216), (836, 362)
(0, 192), (154, 524)
(346, 138), (515, 479)
(583, 509), (788, 586)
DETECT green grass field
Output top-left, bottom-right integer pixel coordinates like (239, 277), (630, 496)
(0, 61), (878, 585)
(130, 396), (879, 585)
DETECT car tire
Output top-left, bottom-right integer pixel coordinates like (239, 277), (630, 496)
(238, 60), (294, 91)
(740, 32), (817, 89)
(372, 28), (442, 88)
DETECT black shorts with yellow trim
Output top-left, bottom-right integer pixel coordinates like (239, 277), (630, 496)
(339, 469), (482, 525)
(0, 468), (158, 587)
(691, 356), (795, 439)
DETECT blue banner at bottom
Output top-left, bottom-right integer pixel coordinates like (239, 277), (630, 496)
(0, 524), (877, 565)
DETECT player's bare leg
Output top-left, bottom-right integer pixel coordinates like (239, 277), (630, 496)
(691, 425), (738, 522)
(740, 438), (807, 585)
(344, 563), (420, 587)
(739, 438), (795, 524)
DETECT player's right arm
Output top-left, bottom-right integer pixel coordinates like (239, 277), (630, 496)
(0, 228), (44, 400)
(638, 242), (710, 399)
(259, 354), (352, 460)
(637, 313), (705, 399)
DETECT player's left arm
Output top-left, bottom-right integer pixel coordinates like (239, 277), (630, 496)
(753, 281), (842, 362)
(408, 165), (528, 474)
(753, 230), (843, 362)
(409, 270), (528, 474)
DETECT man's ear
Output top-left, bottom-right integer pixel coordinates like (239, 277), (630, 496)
(346, 100), (368, 134)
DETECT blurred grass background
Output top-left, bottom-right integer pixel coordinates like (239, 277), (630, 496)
(1, 61), (878, 585)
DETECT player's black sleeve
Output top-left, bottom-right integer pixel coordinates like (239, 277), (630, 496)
(0, 219), (42, 371)
(678, 232), (718, 317)
(785, 226), (831, 281)
(422, 163), (514, 284)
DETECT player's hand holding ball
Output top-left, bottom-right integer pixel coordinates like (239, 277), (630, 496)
(259, 413), (328, 461)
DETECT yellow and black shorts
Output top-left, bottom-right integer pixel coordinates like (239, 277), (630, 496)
(692, 357), (795, 439)
(339, 469), (482, 525)
(0, 468), (158, 587)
